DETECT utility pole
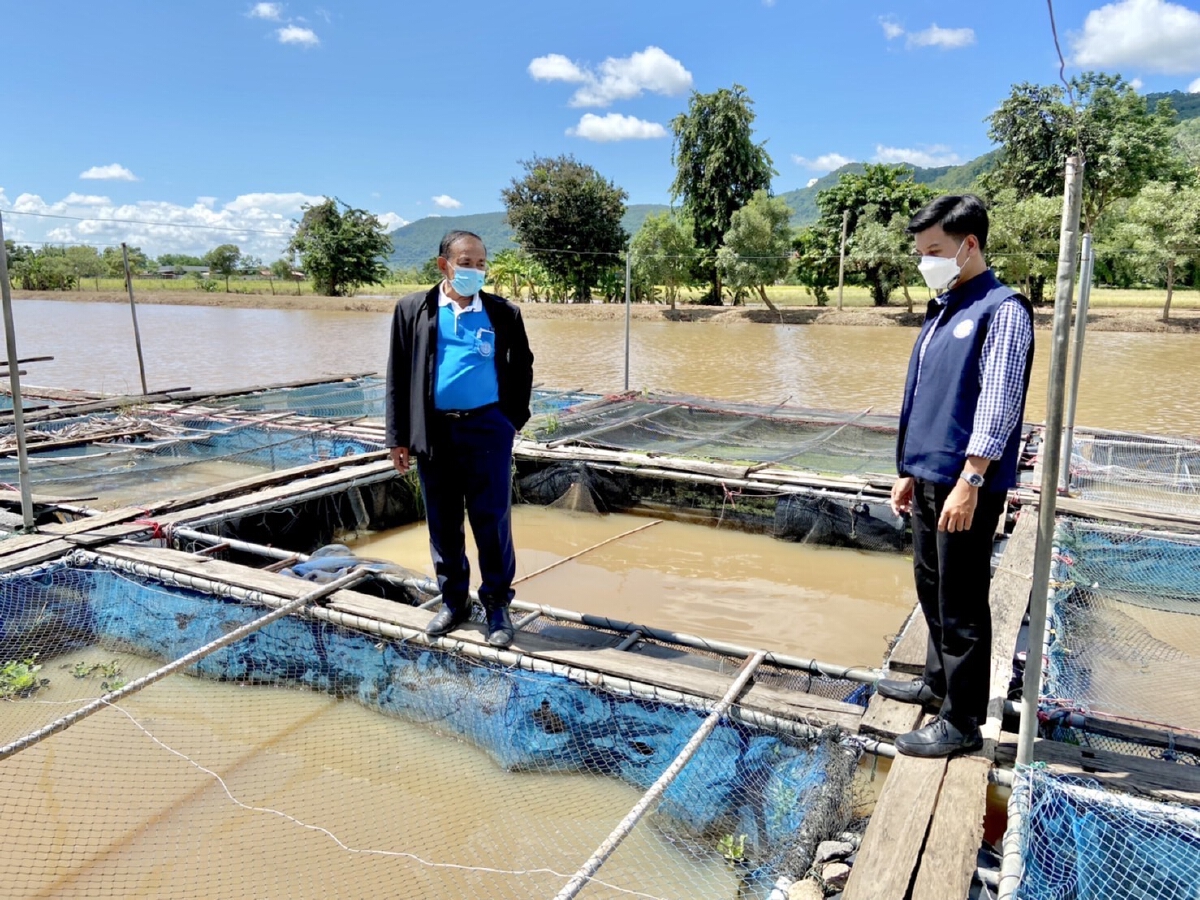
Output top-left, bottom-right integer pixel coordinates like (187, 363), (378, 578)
(836, 209), (849, 311)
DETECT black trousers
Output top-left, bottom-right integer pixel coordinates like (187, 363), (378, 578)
(910, 479), (1006, 731)
(416, 406), (517, 613)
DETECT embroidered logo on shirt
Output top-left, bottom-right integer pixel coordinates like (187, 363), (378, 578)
(953, 319), (975, 339)
(474, 328), (495, 358)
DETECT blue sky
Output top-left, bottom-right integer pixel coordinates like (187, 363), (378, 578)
(4, 0), (1200, 260)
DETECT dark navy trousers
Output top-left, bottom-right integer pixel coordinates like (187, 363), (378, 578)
(911, 480), (1007, 731)
(416, 406), (517, 613)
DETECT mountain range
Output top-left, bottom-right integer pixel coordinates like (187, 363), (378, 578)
(388, 90), (1200, 265)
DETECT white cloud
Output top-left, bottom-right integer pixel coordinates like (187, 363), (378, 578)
(1190, 76), (1200, 93)
(2, 190), (323, 259)
(880, 17), (905, 40)
(792, 152), (854, 172)
(432, 195), (462, 210)
(249, 2), (283, 20)
(874, 144), (962, 167)
(277, 25), (319, 46)
(568, 113), (667, 142)
(1130, 77), (1145, 89)
(1071, 0), (1200, 74)
(529, 46), (693, 107)
(376, 212), (407, 231)
(79, 163), (139, 182)
(197, 196), (217, 208)
(907, 24), (975, 49)
(806, 178), (819, 188)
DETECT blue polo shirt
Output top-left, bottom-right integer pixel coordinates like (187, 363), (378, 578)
(434, 287), (500, 411)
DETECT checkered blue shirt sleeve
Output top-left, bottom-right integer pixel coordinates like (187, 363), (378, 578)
(966, 297), (1033, 459)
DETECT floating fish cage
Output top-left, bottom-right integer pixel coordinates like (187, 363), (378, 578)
(1037, 517), (1200, 757)
(1065, 429), (1200, 518)
(0, 551), (864, 899)
(1004, 767), (1200, 900)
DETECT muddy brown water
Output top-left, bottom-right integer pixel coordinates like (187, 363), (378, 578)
(7, 299), (1200, 435)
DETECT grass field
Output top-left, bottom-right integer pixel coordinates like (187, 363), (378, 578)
(69, 276), (1200, 310)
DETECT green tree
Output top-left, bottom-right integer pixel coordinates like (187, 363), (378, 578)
(502, 154), (628, 301)
(791, 226), (839, 307)
(986, 189), (1061, 304)
(670, 84), (775, 304)
(203, 244), (242, 292)
(288, 197), (393, 297)
(846, 206), (922, 312)
(101, 245), (149, 278)
(419, 256), (442, 284)
(487, 248), (526, 299)
(157, 253), (204, 267)
(630, 212), (696, 310)
(716, 190), (791, 312)
(985, 72), (1179, 232)
(1121, 181), (1200, 321)
(815, 165), (934, 306)
(63, 245), (103, 289)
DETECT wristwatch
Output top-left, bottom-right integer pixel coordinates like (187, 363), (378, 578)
(960, 472), (986, 488)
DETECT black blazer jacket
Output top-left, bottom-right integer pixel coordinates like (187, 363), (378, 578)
(384, 285), (534, 454)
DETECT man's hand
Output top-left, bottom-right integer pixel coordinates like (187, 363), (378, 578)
(938, 480), (978, 532)
(390, 447), (410, 475)
(890, 476), (915, 517)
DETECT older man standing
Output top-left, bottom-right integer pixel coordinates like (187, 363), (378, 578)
(880, 195), (1034, 758)
(385, 230), (534, 649)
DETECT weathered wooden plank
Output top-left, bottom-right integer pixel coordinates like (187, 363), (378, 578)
(982, 510), (1038, 752)
(0, 538), (79, 572)
(886, 604), (928, 674)
(995, 735), (1200, 805)
(911, 755), (991, 900)
(1032, 494), (1200, 532)
(859, 684), (924, 740)
(842, 754), (948, 900)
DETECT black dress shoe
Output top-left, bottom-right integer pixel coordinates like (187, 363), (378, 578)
(486, 607), (515, 649)
(426, 604), (471, 637)
(894, 717), (983, 758)
(875, 676), (944, 709)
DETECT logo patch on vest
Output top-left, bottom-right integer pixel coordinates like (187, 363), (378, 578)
(953, 319), (975, 339)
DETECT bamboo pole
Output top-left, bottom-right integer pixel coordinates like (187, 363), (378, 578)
(0, 212), (35, 531)
(1060, 233), (1094, 492)
(837, 209), (849, 311)
(552, 651), (767, 900)
(1017, 154), (1084, 767)
(121, 243), (149, 395)
(623, 246), (632, 391)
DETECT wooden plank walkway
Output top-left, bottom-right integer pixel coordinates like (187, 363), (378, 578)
(844, 510), (1038, 900)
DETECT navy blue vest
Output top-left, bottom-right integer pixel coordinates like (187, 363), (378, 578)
(896, 270), (1033, 492)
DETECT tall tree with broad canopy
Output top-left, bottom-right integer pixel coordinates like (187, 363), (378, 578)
(203, 244), (242, 292)
(670, 84), (774, 304)
(716, 190), (791, 311)
(985, 73), (1179, 232)
(1121, 181), (1200, 322)
(630, 212), (696, 310)
(986, 188), (1061, 305)
(814, 165), (933, 306)
(288, 198), (393, 297)
(501, 154), (628, 301)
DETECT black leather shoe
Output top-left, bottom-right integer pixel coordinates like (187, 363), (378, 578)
(486, 607), (515, 649)
(894, 717), (983, 758)
(426, 604), (471, 637)
(875, 676), (944, 710)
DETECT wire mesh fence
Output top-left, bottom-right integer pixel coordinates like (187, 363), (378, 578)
(0, 555), (860, 899)
(1042, 517), (1200, 738)
(530, 393), (900, 478)
(0, 413), (383, 509)
(1008, 767), (1200, 900)
(1068, 432), (1200, 517)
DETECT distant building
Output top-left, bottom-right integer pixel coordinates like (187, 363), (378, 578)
(158, 265), (210, 278)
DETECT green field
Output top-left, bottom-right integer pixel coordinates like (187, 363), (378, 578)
(61, 276), (1200, 310)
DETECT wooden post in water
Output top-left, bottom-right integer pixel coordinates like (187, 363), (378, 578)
(1060, 232), (1094, 492)
(1017, 154), (1084, 767)
(121, 243), (149, 395)
(623, 245), (632, 391)
(837, 208), (849, 311)
(0, 212), (36, 530)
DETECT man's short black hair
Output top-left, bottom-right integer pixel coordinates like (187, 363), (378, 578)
(439, 230), (486, 258)
(906, 195), (989, 251)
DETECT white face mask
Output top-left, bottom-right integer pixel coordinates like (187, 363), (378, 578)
(917, 241), (968, 292)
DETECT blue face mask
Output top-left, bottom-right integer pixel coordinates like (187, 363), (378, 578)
(450, 265), (486, 297)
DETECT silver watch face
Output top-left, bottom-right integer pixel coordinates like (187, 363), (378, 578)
(963, 473), (985, 487)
